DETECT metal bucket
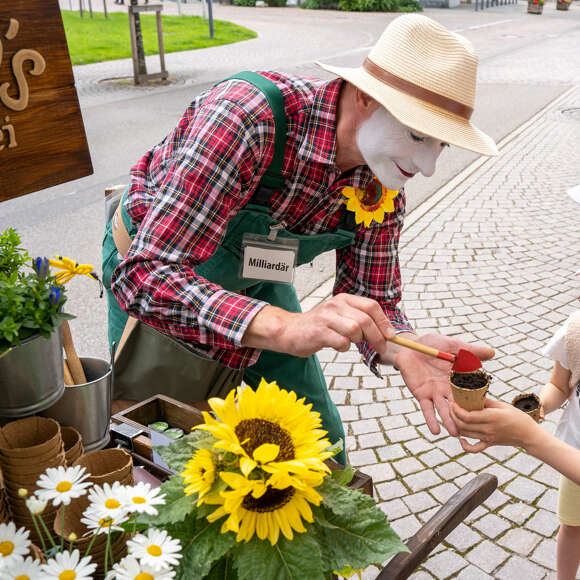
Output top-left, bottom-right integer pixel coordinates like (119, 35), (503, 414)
(0, 328), (65, 418)
(42, 357), (111, 452)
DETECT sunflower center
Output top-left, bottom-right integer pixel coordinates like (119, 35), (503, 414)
(105, 498), (121, 509)
(147, 545), (162, 557)
(242, 486), (296, 513)
(0, 540), (14, 556)
(58, 571), (76, 580)
(235, 419), (294, 461)
(56, 481), (72, 493)
(359, 180), (383, 210)
(14, 575), (30, 580)
(135, 574), (154, 580)
(132, 496), (147, 504)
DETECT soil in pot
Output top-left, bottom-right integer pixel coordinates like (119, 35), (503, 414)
(450, 372), (489, 390)
(512, 393), (541, 423)
(449, 369), (491, 411)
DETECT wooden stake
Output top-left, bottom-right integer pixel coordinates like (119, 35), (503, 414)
(63, 358), (74, 386)
(61, 321), (87, 384)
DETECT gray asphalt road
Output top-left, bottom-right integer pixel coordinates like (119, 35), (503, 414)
(1, 2), (579, 359)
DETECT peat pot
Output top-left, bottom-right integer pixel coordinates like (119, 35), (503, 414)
(42, 357), (111, 452)
(0, 328), (64, 418)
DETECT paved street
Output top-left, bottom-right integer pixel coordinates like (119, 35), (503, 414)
(2, 1), (580, 577)
(313, 79), (580, 578)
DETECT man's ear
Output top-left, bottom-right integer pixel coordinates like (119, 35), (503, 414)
(354, 87), (379, 116)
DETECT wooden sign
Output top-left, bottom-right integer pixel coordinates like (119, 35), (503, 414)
(0, 0), (92, 202)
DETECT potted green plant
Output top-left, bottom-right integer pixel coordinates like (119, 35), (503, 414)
(0, 228), (72, 418)
(527, 0), (543, 14)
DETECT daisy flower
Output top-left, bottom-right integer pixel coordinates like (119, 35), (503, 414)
(36, 465), (92, 507)
(25, 494), (47, 516)
(40, 549), (96, 580)
(80, 509), (129, 535)
(86, 482), (128, 522)
(120, 482), (166, 516)
(0, 522), (31, 566)
(127, 529), (182, 571)
(105, 555), (176, 580)
(0, 554), (42, 579)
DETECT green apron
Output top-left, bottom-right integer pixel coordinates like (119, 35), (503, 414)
(102, 72), (356, 464)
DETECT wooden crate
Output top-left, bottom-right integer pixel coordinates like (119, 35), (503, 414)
(111, 394), (204, 460)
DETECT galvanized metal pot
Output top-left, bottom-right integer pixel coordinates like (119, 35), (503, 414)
(42, 357), (111, 452)
(0, 328), (65, 418)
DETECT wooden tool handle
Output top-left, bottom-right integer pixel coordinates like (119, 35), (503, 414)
(61, 320), (87, 384)
(63, 358), (74, 386)
(389, 335), (454, 362)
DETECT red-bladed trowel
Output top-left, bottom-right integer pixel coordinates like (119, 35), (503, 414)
(389, 335), (482, 372)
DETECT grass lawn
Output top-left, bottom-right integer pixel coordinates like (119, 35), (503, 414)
(61, 10), (257, 65)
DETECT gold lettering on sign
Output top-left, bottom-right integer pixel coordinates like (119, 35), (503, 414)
(0, 19), (47, 112)
(0, 18), (46, 151)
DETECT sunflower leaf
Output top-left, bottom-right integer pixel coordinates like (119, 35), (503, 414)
(233, 534), (325, 580)
(203, 554), (239, 580)
(170, 513), (238, 578)
(311, 487), (409, 572)
(155, 430), (215, 472)
(330, 465), (355, 487)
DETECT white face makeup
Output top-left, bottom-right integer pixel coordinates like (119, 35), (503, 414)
(356, 106), (448, 190)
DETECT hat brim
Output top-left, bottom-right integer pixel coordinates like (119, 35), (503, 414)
(317, 62), (499, 157)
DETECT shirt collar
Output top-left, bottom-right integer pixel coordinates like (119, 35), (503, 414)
(297, 78), (343, 166)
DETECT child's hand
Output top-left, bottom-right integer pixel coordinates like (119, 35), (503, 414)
(450, 398), (539, 453)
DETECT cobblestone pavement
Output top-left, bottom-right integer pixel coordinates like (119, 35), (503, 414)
(302, 83), (580, 578)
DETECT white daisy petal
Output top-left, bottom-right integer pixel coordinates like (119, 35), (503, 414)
(25, 495), (47, 516)
(120, 482), (166, 516)
(80, 508), (129, 535)
(0, 522), (31, 567)
(0, 554), (42, 579)
(126, 529), (182, 571)
(40, 549), (96, 580)
(36, 466), (92, 507)
(86, 482), (129, 522)
(106, 555), (176, 580)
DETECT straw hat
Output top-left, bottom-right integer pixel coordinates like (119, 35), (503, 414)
(317, 14), (498, 156)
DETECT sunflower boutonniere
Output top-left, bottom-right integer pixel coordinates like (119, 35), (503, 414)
(342, 178), (399, 227)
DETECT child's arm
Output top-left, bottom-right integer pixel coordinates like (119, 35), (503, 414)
(540, 361), (572, 415)
(451, 399), (580, 486)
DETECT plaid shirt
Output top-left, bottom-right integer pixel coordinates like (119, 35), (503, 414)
(111, 72), (412, 371)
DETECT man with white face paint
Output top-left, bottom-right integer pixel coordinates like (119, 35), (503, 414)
(105, 14), (498, 465)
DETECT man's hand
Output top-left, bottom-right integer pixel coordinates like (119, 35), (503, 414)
(242, 293), (395, 358)
(387, 333), (494, 437)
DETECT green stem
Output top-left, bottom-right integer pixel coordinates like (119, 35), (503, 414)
(30, 513), (47, 554)
(38, 513), (58, 550)
(84, 526), (102, 558)
(104, 525), (112, 576)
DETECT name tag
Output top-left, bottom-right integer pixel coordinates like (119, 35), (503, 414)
(240, 232), (298, 285)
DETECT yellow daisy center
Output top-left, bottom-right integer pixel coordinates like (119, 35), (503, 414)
(235, 419), (294, 461)
(135, 574), (154, 580)
(99, 518), (113, 528)
(58, 571), (76, 580)
(0, 540), (14, 556)
(105, 498), (121, 509)
(242, 486), (296, 513)
(56, 481), (72, 493)
(147, 545), (162, 557)
(132, 496), (147, 504)
(15, 575), (30, 580)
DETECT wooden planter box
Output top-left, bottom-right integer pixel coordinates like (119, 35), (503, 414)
(527, 1), (543, 12)
(556, 1), (570, 8)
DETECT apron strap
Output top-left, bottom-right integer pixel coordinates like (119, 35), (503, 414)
(224, 72), (287, 205)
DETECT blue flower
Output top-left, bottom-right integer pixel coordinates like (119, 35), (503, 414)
(32, 257), (50, 279)
(48, 285), (63, 307)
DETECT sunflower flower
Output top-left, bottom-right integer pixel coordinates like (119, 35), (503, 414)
(182, 449), (216, 503)
(342, 178), (399, 227)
